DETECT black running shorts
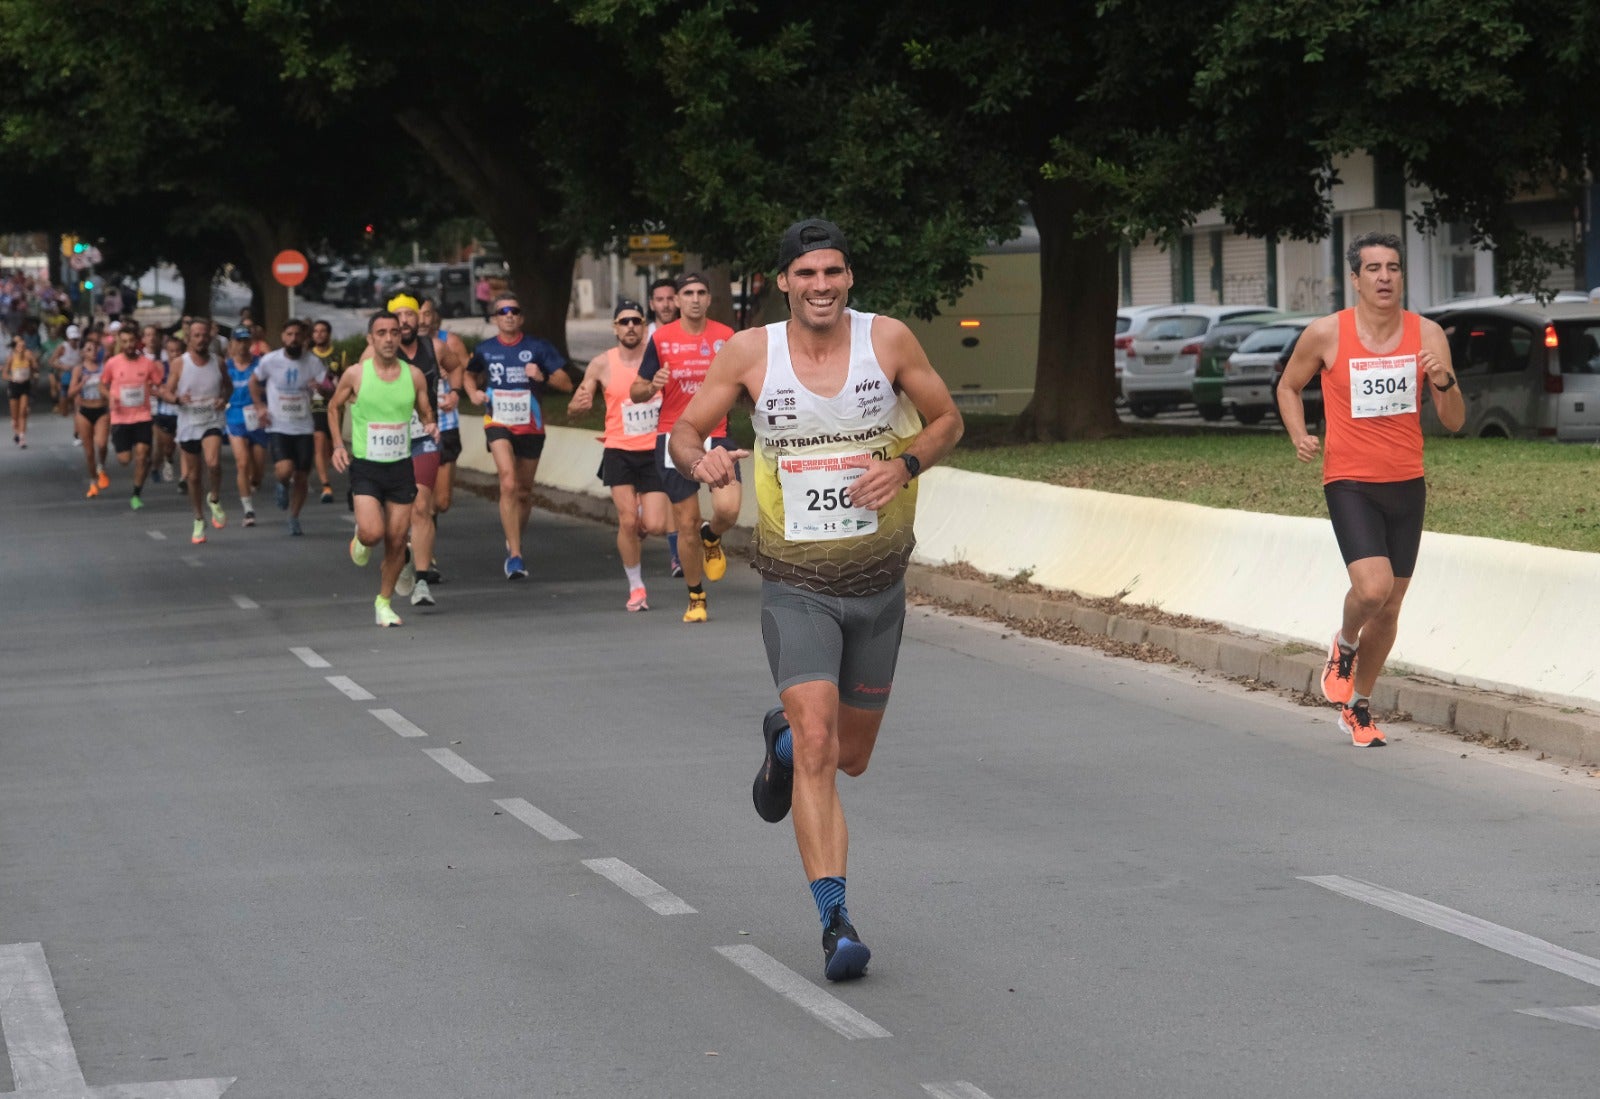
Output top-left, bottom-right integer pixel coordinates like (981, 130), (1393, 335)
(349, 456), (417, 506)
(760, 577), (906, 711)
(270, 432), (316, 472)
(440, 427), (462, 465)
(600, 447), (665, 493)
(485, 425), (545, 461)
(1324, 477), (1426, 578)
(111, 421), (153, 454)
(178, 427), (222, 455)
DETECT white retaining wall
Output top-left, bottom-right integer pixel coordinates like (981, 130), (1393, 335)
(462, 423), (1600, 709)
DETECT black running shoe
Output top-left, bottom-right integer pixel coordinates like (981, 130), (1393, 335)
(822, 910), (871, 982)
(752, 706), (793, 823)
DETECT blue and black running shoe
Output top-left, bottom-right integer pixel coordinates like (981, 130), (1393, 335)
(822, 911), (871, 982)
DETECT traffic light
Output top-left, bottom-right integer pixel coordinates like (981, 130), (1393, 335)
(83, 279), (95, 289)
(73, 241), (87, 254)
(364, 224), (374, 236)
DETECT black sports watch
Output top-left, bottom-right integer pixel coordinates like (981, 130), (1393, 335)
(1434, 374), (1457, 392)
(899, 453), (921, 481)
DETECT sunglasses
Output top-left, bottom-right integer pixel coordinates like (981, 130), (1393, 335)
(614, 317), (644, 327)
(495, 306), (522, 316)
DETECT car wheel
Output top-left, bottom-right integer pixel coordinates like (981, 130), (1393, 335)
(1233, 407), (1267, 426)
(1129, 400), (1161, 419)
(1196, 403), (1225, 422)
(1479, 424), (1509, 439)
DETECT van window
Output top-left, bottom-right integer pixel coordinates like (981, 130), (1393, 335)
(1450, 318), (1503, 378)
(1141, 316), (1208, 340)
(1499, 325), (1534, 374)
(1236, 325), (1299, 354)
(1553, 321), (1600, 374)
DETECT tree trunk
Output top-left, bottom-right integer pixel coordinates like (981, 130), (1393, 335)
(232, 210), (300, 345)
(174, 254), (217, 319)
(1016, 178), (1125, 441)
(397, 108), (577, 361)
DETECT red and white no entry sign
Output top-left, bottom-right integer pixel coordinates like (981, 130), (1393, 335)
(272, 249), (309, 287)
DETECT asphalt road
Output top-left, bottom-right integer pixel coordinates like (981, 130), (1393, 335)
(4, 411), (1600, 1099)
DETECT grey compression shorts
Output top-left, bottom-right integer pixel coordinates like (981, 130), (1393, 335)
(759, 577), (906, 711)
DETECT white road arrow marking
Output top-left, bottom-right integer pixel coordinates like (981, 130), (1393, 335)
(0, 942), (235, 1097)
(1303, 875), (1600, 1030)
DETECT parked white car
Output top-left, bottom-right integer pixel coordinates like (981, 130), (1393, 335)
(1114, 305), (1174, 384)
(1122, 304), (1272, 417)
(1221, 319), (1313, 425)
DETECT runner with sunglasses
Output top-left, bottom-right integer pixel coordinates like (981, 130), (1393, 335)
(462, 292), (576, 579)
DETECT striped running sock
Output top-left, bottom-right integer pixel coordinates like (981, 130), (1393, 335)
(809, 876), (849, 928)
(774, 726), (793, 767)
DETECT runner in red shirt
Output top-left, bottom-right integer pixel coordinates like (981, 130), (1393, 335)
(630, 272), (739, 623)
(1278, 231), (1466, 747)
(100, 327), (166, 510)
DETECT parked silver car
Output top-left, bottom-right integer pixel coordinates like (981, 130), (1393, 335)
(1221, 319), (1313, 425)
(1122, 305), (1273, 417)
(1425, 302), (1600, 440)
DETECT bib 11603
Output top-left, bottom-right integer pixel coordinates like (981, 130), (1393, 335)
(365, 421), (409, 461)
(1348, 355), (1418, 419)
(779, 452), (877, 542)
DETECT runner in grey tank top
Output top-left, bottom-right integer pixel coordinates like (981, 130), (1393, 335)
(162, 325), (231, 543)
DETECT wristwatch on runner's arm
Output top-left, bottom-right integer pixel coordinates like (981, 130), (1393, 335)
(899, 453), (921, 481)
(1434, 374), (1457, 392)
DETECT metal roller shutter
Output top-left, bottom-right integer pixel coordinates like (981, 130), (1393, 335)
(1129, 238), (1170, 305)
(1221, 234), (1270, 306)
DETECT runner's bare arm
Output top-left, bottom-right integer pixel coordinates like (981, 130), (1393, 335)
(1419, 317), (1466, 433)
(846, 317), (965, 510)
(158, 357), (182, 403)
(248, 370), (271, 427)
(1277, 314), (1336, 463)
(567, 353), (608, 416)
(674, 328), (760, 486)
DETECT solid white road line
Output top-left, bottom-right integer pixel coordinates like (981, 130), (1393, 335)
(1519, 1004), (1600, 1029)
(290, 646), (331, 669)
(583, 857), (695, 914)
(923, 1084), (997, 1099)
(0, 942), (239, 1096)
(146, 529), (166, 541)
(1302, 875), (1600, 988)
(0, 941), (86, 1089)
(369, 708), (427, 738)
(230, 594), (259, 610)
(495, 797), (580, 841)
(421, 747), (493, 783)
(325, 675), (375, 701)
(714, 945), (892, 1040)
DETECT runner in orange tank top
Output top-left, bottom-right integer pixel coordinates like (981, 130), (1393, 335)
(1278, 230), (1466, 747)
(568, 299), (669, 611)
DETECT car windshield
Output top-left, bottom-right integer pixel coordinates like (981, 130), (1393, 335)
(1236, 325), (1301, 354)
(1141, 316), (1209, 340)
(1553, 321), (1600, 374)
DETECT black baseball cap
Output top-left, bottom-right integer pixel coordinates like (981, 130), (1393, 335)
(674, 271), (709, 292)
(613, 298), (645, 319)
(776, 218), (850, 272)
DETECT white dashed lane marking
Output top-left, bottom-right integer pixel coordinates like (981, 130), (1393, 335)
(583, 858), (695, 914)
(146, 529), (166, 541)
(495, 797), (580, 841)
(290, 646), (331, 669)
(421, 747), (493, 784)
(369, 708), (427, 738)
(325, 675), (375, 701)
(715, 945), (891, 1039)
(923, 1083), (997, 1099)
(230, 594), (259, 610)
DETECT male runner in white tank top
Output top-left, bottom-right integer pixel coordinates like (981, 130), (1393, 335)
(672, 218), (964, 981)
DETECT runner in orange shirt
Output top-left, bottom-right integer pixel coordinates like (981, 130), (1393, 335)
(568, 299), (668, 610)
(100, 326), (166, 510)
(1277, 231), (1466, 746)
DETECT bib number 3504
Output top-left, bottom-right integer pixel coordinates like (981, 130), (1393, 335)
(779, 452), (877, 542)
(1348, 355), (1418, 419)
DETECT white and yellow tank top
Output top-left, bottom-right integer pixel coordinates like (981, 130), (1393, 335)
(752, 309), (921, 597)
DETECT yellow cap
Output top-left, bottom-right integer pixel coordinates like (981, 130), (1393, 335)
(386, 293), (420, 313)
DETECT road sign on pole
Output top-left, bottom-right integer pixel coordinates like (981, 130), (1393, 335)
(271, 250), (309, 287)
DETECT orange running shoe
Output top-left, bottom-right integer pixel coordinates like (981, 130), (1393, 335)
(96, 469), (110, 489)
(85, 483), (99, 498)
(1321, 631), (1356, 705)
(1340, 702), (1386, 748)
